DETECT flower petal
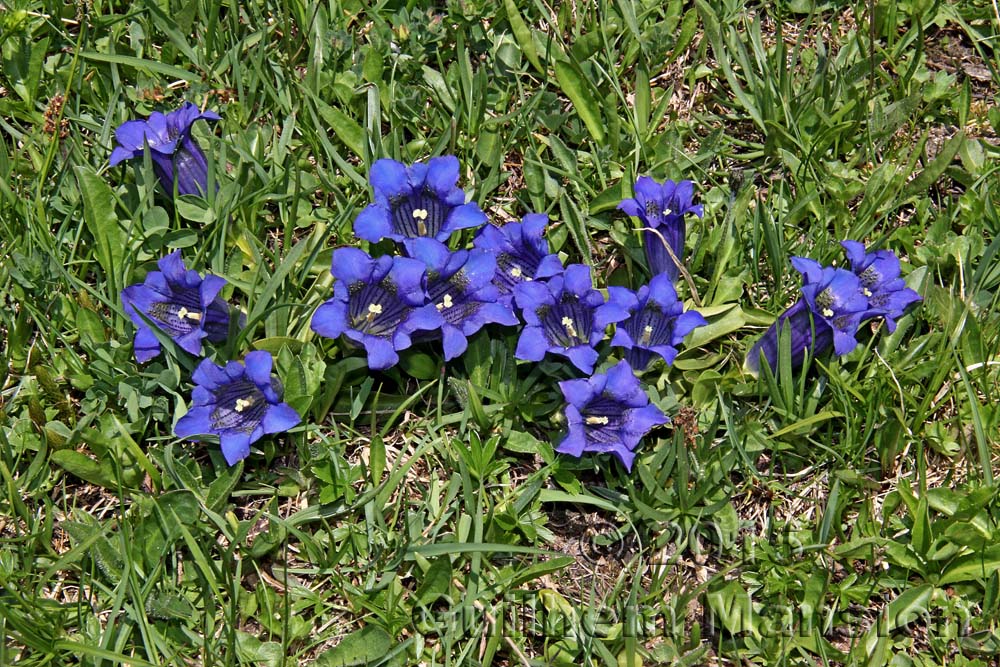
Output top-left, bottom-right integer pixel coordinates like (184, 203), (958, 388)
(311, 299), (349, 339)
(425, 155), (460, 195)
(564, 345), (598, 374)
(219, 431), (253, 466)
(353, 205), (395, 243)
(369, 159), (410, 200)
(441, 325), (469, 361)
(244, 350), (274, 388)
(174, 406), (214, 440)
(191, 357), (230, 390)
(262, 402), (301, 435)
(364, 336), (399, 370)
(133, 326), (162, 363)
(443, 202), (488, 235)
(515, 326), (548, 362)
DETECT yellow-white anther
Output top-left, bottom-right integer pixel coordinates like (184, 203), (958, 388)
(662, 207), (673, 216)
(366, 303), (383, 322)
(561, 316), (577, 338)
(510, 266), (523, 278)
(436, 294), (454, 311)
(640, 325), (653, 345)
(585, 416), (610, 425)
(176, 307), (202, 322)
(863, 288), (872, 297)
(412, 209), (428, 221)
(234, 397), (254, 413)
(822, 308), (834, 318)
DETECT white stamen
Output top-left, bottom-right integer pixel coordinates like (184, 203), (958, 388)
(863, 288), (872, 297)
(640, 324), (653, 345)
(436, 294), (454, 311)
(412, 208), (428, 221)
(822, 308), (834, 318)
(510, 266), (523, 278)
(234, 397), (253, 413)
(586, 416), (610, 425)
(365, 303), (383, 323)
(176, 306), (203, 322)
(662, 207), (673, 216)
(561, 316), (577, 338)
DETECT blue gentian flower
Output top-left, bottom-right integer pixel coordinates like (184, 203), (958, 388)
(121, 250), (240, 363)
(746, 257), (869, 374)
(174, 350), (301, 466)
(618, 176), (703, 281)
(841, 240), (921, 331)
(406, 239), (518, 361)
(353, 156), (487, 244)
(472, 213), (564, 306)
(311, 247), (443, 370)
(513, 264), (633, 374)
(557, 360), (669, 471)
(611, 273), (708, 371)
(110, 102), (221, 197)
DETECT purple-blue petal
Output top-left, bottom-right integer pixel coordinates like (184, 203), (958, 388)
(219, 431), (253, 466)
(369, 159), (410, 200)
(262, 403), (301, 435)
(174, 406), (214, 440)
(515, 326), (549, 362)
(364, 336), (399, 370)
(353, 205), (395, 243)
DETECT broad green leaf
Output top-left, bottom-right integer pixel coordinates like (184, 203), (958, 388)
(51, 450), (118, 489)
(939, 544), (1000, 585)
(74, 166), (124, 292)
(315, 101), (366, 159)
(314, 626), (393, 667)
(903, 131), (965, 200)
(553, 60), (605, 144)
(414, 557), (452, 607)
(685, 305), (745, 347)
(504, 0), (543, 73)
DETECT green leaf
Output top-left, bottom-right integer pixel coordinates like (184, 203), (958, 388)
(903, 131), (965, 200)
(553, 60), (605, 144)
(314, 626), (393, 667)
(74, 166), (124, 293)
(79, 51), (200, 81)
(685, 305), (745, 347)
(504, 0), (543, 74)
(399, 351), (439, 380)
(51, 450), (119, 489)
(939, 544), (1000, 585)
(315, 101), (366, 159)
(414, 557), (452, 607)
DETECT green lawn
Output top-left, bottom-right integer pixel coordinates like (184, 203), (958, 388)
(2, 0), (1000, 665)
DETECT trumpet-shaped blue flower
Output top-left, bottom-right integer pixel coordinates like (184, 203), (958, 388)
(121, 251), (239, 363)
(406, 239), (518, 361)
(110, 102), (220, 197)
(841, 240), (921, 331)
(557, 360), (669, 471)
(618, 176), (703, 281)
(746, 257), (869, 374)
(472, 213), (564, 306)
(354, 156), (487, 244)
(611, 274), (708, 371)
(311, 248), (443, 370)
(513, 264), (632, 374)
(174, 350), (301, 466)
